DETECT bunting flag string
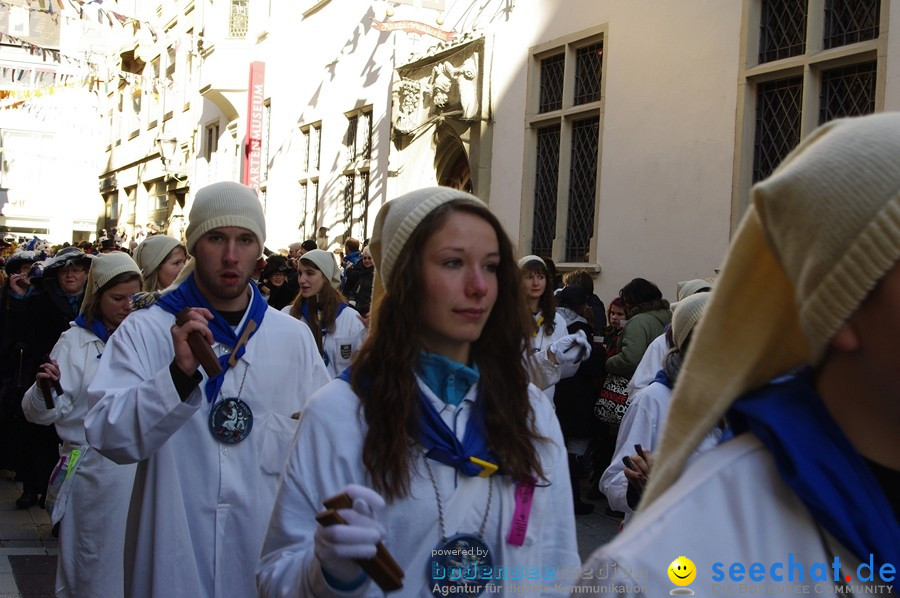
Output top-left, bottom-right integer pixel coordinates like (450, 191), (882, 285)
(0, 0), (159, 38)
(0, 30), (178, 92)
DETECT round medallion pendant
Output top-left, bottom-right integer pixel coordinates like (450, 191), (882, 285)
(208, 398), (253, 443)
(428, 534), (493, 598)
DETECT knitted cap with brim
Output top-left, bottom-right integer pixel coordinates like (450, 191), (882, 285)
(80, 252), (141, 315)
(185, 181), (266, 256)
(369, 187), (488, 308)
(134, 235), (182, 278)
(300, 249), (341, 288)
(642, 112), (900, 510)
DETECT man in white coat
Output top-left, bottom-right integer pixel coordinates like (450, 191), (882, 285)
(85, 181), (330, 597)
(574, 113), (899, 596)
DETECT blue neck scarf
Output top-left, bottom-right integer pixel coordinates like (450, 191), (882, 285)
(417, 352), (479, 407)
(157, 272), (267, 403)
(653, 368), (673, 389)
(728, 368), (899, 568)
(74, 313), (110, 344)
(338, 366), (500, 477)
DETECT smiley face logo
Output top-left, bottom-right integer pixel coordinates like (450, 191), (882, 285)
(668, 556), (696, 586)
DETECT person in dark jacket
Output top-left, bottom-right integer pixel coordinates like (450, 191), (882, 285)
(1, 246), (91, 508)
(344, 245), (374, 318)
(259, 255), (299, 311)
(554, 285), (605, 515)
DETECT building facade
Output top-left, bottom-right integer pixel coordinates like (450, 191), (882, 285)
(94, 0), (895, 300)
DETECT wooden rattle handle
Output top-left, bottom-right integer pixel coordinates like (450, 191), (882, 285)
(175, 308), (222, 377)
(316, 492), (404, 591)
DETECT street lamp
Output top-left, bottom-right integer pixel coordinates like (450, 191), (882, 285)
(156, 135), (177, 170)
(156, 135), (188, 182)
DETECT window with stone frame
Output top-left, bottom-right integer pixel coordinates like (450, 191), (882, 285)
(746, 0), (882, 185)
(299, 122), (322, 240)
(524, 27), (605, 265)
(343, 107), (373, 241)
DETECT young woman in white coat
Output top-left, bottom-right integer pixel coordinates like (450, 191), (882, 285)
(284, 249), (366, 378)
(519, 255), (591, 403)
(21, 252), (142, 598)
(258, 187), (580, 597)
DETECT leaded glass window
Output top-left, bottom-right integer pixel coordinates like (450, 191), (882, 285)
(531, 125), (560, 257)
(819, 61), (876, 124)
(362, 112), (373, 160)
(753, 76), (803, 183)
(566, 118), (599, 263)
(539, 54), (564, 113)
(823, 0), (880, 50)
(343, 175), (355, 228)
(346, 115), (358, 161)
(229, 0), (249, 38)
(358, 171), (370, 239)
(759, 0), (808, 63)
(574, 42), (602, 105)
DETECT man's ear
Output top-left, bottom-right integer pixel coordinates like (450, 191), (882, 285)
(830, 321), (860, 352)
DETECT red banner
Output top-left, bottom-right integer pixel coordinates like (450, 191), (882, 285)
(243, 61), (265, 191)
(371, 18), (456, 42)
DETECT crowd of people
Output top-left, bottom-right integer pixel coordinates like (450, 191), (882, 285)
(0, 111), (895, 597)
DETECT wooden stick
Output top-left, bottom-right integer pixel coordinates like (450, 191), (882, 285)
(228, 320), (256, 367)
(175, 308), (222, 377)
(317, 492), (404, 591)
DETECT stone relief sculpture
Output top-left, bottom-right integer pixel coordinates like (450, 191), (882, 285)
(394, 79), (423, 134)
(392, 42), (483, 137)
(426, 53), (479, 120)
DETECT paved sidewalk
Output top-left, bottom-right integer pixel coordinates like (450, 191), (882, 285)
(0, 472), (616, 597)
(0, 472), (56, 598)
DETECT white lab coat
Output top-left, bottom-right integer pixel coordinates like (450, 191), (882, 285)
(84, 301), (331, 598)
(258, 377), (581, 597)
(526, 312), (569, 402)
(22, 323), (136, 598)
(625, 333), (668, 398)
(281, 303), (367, 378)
(598, 380), (721, 522)
(574, 434), (878, 596)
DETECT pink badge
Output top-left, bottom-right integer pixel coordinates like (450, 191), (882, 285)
(506, 477), (537, 546)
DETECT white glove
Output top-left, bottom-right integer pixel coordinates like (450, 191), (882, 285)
(549, 330), (592, 365)
(315, 484), (386, 585)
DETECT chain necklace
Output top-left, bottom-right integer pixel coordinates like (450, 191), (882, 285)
(423, 454), (494, 598)
(208, 362), (253, 443)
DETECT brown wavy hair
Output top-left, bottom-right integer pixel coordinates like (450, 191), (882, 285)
(351, 199), (543, 501)
(520, 258), (557, 335)
(289, 261), (346, 354)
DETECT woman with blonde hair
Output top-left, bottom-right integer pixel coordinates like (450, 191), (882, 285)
(284, 249), (366, 377)
(259, 188), (579, 597)
(133, 234), (186, 292)
(22, 252), (142, 597)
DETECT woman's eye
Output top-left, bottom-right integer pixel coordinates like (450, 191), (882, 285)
(485, 262), (499, 273)
(444, 259), (461, 268)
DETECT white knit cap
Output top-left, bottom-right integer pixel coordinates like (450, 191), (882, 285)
(642, 112), (900, 509)
(675, 278), (713, 302)
(517, 255), (546, 269)
(300, 249), (341, 288)
(370, 187), (487, 304)
(185, 182), (266, 255)
(670, 291), (710, 352)
(134, 235), (182, 278)
(81, 252), (141, 315)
